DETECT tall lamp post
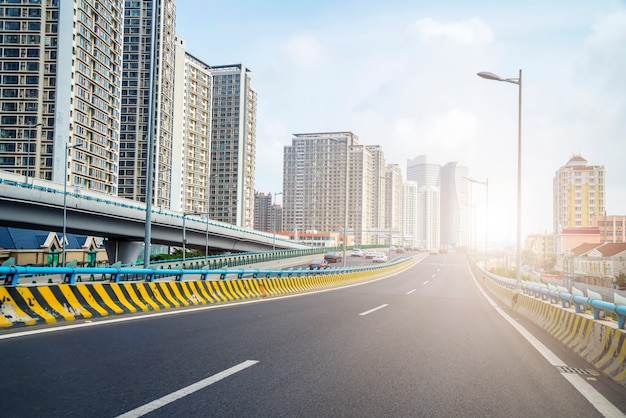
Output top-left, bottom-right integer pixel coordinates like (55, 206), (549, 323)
(465, 177), (489, 271)
(183, 211), (211, 262)
(62, 142), (81, 266)
(477, 69), (522, 290)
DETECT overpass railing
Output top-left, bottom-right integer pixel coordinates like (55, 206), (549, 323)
(0, 256), (409, 286)
(480, 264), (626, 330)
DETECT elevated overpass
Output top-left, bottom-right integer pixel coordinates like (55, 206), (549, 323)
(0, 171), (308, 263)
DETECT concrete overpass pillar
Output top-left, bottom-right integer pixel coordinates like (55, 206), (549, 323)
(103, 240), (143, 265)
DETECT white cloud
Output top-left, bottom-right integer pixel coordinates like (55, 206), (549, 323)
(282, 35), (325, 67)
(409, 17), (494, 45)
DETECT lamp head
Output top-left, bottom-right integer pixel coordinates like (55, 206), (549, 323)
(477, 71), (503, 81)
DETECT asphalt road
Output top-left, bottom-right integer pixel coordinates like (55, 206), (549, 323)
(1, 253), (625, 417)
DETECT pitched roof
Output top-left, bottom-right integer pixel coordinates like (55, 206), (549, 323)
(0, 227), (91, 250)
(570, 242), (602, 256)
(594, 242), (626, 257)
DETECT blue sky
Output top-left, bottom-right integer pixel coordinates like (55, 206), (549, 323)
(176, 0), (626, 242)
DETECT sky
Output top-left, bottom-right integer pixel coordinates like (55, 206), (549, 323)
(175, 0), (626, 243)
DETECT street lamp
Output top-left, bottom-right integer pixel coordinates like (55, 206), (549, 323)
(26, 122), (42, 185)
(62, 142), (81, 266)
(477, 69), (522, 290)
(272, 192), (283, 251)
(465, 177), (489, 271)
(183, 211), (211, 262)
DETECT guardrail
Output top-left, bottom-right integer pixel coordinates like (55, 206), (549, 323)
(1, 245), (387, 285)
(1, 254), (406, 286)
(474, 259), (626, 388)
(483, 269), (626, 329)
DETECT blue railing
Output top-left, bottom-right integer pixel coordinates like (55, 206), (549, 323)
(0, 256), (409, 286)
(480, 264), (626, 329)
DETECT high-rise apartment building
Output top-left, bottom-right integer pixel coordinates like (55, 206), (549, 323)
(283, 132), (358, 239)
(172, 37), (212, 213)
(364, 145), (388, 244)
(253, 191), (272, 232)
(0, 0), (123, 193)
(119, 0), (176, 208)
(209, 64), (257, 228)
(553, 155), (606, 234)
(407, 155), (440, 189)
(403, 181), (418, 248)
(408, 155), (440, 250)
(417, 186), (440, 250)
(440, 160), (469, 250)
(407, 156), (469, 251)
(385, 164), (404, 247)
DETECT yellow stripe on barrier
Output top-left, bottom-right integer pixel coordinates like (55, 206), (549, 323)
(603, 335), (626, 377)
(145, 282), (169, 309)
(75, 284), (109, 316)
(91, 283), (124, 314)
(217, 281), (234, 301)
(231, 280), (250, 299)
(168, 282), (190, 307)
(0, 287), (35, 326)
(36, 286), (76, 321)
(15, 287), (56, 324)
(108, 284), (138, 313)
(595, 332), (624, 370)
(134, 283), (161, 310)
(179, 282), (198, 305)
(224, 280), (241, 300)
(58, 284), (92, 319)
(194, 281), (216, 303)
(122, 283), (149, 312)
(156, 282), (179, 308)
(183, 282), (206, 305)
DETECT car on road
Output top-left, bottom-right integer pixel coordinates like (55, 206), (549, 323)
(324, 252), (343, 263)
(308, 259), (329, 270)
(351, 249), (364, 257)
(372, 253), (388, 263)
(365, 250), (377, 259)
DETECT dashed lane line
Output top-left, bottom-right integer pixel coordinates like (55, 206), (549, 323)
(116, 360), (259, 418)
(359, 304), (389, 316)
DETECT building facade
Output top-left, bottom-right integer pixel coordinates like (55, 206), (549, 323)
(403, 181), (418, 249)
(283, 132), (359, 239)
(172, 37), (212, 214)
(440, 160), (469, 251)
(553, 155), (606, 234)
(592, 215), (626, 244)
(119, 0), (176, 208)
(0, 0), (124, 194)
(209, 64), (257, 228)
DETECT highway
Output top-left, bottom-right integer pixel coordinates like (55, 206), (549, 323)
(1, 253), (625, 417)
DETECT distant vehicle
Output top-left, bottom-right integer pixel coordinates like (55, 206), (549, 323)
(372, 253), (388, 263)
(324, 252), (343, 263)
(365, 250), (377, 259)
(308, 259), (329, 270)
(351, 249), (364, 257)
(395, 247), (406, 254)
(429, 249), (439, 255)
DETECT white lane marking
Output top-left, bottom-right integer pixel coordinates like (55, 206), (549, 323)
(560, 373), (625, 417)
(359, 304), (388, 316)
(423, 281), (429, 285)
(469, 267), (624, 417)
(432, 274), (436, 279)
(116, 360), (259, 418)
(407, 289), (416, 295)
